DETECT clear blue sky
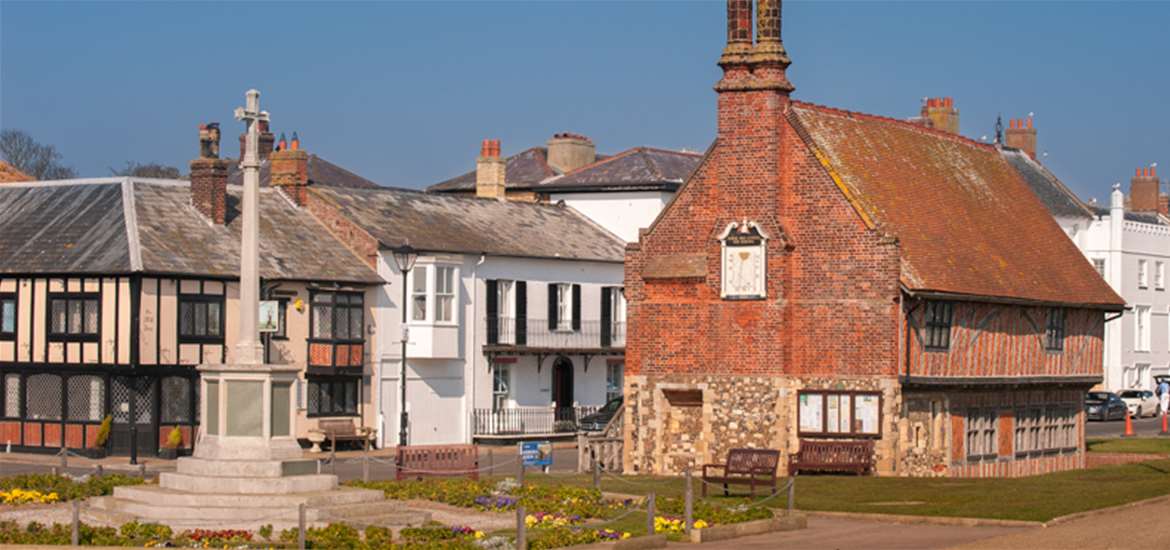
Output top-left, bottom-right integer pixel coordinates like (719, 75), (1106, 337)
(2, 1), (1167, 202)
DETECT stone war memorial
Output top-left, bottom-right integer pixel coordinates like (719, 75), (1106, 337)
(84, 90), (424, 530)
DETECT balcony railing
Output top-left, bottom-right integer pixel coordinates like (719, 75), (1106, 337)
(472, 406), (601, 436)
(486, 317), (625, 349)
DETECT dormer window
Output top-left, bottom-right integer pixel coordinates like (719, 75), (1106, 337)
(719, 220), (768, 300)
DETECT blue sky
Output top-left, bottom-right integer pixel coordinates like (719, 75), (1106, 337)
(1, 1), (1167, 202)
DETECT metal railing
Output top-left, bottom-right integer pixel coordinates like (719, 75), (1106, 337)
(472, 405), (601, 436)
(486, 317), (625, 349)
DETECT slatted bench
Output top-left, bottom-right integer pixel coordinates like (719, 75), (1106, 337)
(397, 444), (480, 481)
(309, 419), (374, 452)
(701, 448), (780, 497)
(788, 439), (874, 475)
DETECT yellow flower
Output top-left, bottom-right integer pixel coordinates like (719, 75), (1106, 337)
(693, 520), (709, 530)
(474, 531), (485, 539)
(621, 532), (631, 539)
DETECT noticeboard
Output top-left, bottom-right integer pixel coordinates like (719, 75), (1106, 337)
(521, 441), (553, 467)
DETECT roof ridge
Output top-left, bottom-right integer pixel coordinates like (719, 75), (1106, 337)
(791, 100), (996, 152)
(308, 154), (382, 188)
(1005, 148), (1096, 218)
(638, 146), (704, 157)
(121, 178), (143, 271)
(557, 147), (639, 179)
(636, 147), (666, 181)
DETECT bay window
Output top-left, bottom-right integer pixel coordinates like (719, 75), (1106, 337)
(408, 264), (460, 324)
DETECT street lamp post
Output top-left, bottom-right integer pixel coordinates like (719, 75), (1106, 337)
(391, 244), (418, 448)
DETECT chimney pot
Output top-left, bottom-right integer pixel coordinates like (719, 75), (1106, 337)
(476, 138), (507, 200)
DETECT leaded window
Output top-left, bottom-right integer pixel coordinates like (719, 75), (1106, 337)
(66, 375), (105, 421)
(1045, 308), (1065, 351)
(0, 294), (15, 339)
(923, 301), (952, 350)
(307, 377), (358, 416)
(178, 294), (223, 342)
(310, 292), (364, 341)
(26, 373), (62, 420)
(3, 374), (19, 418)
(48, 293), (98, 340)
(161, 376), (192, 423)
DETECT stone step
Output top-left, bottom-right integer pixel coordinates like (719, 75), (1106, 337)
(89, 497), (302, 522)
(159, 471), (337, 494)
(111, 485), (382, 508)
(176, 457), (318, 478)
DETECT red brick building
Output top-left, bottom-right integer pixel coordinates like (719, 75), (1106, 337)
(622, 0), (1124, 477)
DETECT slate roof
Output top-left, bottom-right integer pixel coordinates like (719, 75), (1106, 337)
(427, 146), (700, 194)
(226, 154), (381, 189)
(0, 161), (32, 183)
(1000, 148), (1095, 220)
(789, 101), (1123, 308)
(0, 178), (381, 283)
(311, 186), (625, 263)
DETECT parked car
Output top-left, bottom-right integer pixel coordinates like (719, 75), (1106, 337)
(1085, 391), (1128, 421)
(578, 396), (623, 432)
(1118, 389), (1159, 418)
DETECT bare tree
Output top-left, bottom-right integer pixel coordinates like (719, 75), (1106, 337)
(109, 161), (183, 179)
(0, 129), (76, 180)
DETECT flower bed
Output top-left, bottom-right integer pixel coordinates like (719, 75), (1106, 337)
(0, 473), (143, 503)
(0, 489), (59, 505)
(348, 478), (620, 519)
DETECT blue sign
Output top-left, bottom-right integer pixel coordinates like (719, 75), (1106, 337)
(521, 441), (553, 467)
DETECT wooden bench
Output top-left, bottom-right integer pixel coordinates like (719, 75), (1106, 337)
(701, 448), (780, 497)
(396, 444), (480, 481)
(788, 439), (874, 476)
(309, 419), (374, 452)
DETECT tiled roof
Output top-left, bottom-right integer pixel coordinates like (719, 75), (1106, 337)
(1001, 148), (1095, 220)
(426, 145), (700, 194)
(0, 178), (381, 283)
(312, 186), (625, 263)
(538, 147), (702, 192)
(428, 147), (558, 192)
(0, 161), (33, 183)
(790, 101), (1123, 308)
(226, 154), (382, 189)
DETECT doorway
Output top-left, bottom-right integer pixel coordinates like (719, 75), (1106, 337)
(551, 356), (574, 409)
(110, 376), (157, 457)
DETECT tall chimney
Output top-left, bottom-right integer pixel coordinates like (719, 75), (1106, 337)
(546, 133), (596, 174)
(476, 139), (506, 200)
(270, 135), (310, 206)
(190, 123), (230, 224)
(1004, 117), (1038, 160)
(920, 97), (959, 134)
(239, 119), (275, 161)
(1130, 167), (1160, 213)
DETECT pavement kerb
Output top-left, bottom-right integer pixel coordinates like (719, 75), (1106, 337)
(803, 510), (1042, 528)
(1041, 492), (1170, 527)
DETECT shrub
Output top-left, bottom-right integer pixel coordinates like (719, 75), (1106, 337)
(0, 473), (142, 502)
(93, 416), (112, 448)
(165, 426), (183, 449)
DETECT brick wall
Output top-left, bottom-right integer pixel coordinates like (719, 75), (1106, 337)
(304, 189), (381, 269)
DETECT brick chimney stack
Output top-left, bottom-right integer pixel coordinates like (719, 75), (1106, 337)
(1004, 117), (1038, 160)
(546, 133), (596, 174)
(476, 139), (506, 200)
(1130, 167), (1161, 213)
(239, 119), (275, 162)
(270, 134), (310, 206)
(190, 123), (230, 224)
(920, 97), (959, 134)
(713, 0), (792, 209)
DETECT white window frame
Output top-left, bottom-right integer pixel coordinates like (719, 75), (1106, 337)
(1092, 258), (1106, 277)
(605, 362), (624, 403)
(407, 263), (460, 326)
(435, 266), (456, 324)
(492, 365), (511, 410)
(410, 265), (429, 322)
(1157, 261), (1166, 290)
(1136, 305), (1152, 352)
(496, 280), (515, 344)
(555, 283), (573, 332)
(608, 287), (626, 344)
(1139, 259), (1149, 289)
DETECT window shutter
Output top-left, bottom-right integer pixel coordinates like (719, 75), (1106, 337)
(516, 281), (527, 346)
(572, 284), (581, 331)
(548, 283), (558, 331)
(485, 280), (498, 345)
(600, 287), (612, 348)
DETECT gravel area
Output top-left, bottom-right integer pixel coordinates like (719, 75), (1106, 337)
(0, 502), (75, 525)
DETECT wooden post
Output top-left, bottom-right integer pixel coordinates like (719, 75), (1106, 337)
(297, 503), (306, 550)
(138, 464), (146, 479)
(95, 464), (103, 478)
(787, 476), (795, 515)
(516, 442), (525, 485)
(646, 492), (656, 537)
(362, 439), (370, 483)
(71, 500), (80, 546)
(330, 434), (337, 473)
(516, 505), (527, 550)
(593, 452), (601, 490)
(51, 466), (59, 477)
(60, 446), (68, 471)
(684, 470), (694, 531)
(488, 446), (494, 475)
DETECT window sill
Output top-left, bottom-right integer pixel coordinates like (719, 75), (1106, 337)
(307, 412), (360, 419)
(796, 432), (881, 439)
(408, 321), (459, 328)
(179, 337), (226, 345)
(47, 335), (99, 343)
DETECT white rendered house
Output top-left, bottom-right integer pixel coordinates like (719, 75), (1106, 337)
(1009, 149), (1170, 393)
(306, 183), (626, 447)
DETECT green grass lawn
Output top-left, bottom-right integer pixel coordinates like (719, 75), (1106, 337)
(1087, 438), (1170, 454)
(517, 459), (1170, 523)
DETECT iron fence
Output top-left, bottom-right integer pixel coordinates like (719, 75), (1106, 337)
(486, 318), (625, 349)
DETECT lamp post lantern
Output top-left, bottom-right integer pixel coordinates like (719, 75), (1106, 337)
(391, 244), (418, 448)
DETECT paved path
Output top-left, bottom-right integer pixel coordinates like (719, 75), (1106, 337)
(948, 497), (1170, 550)
(699, 515), (1026, 550)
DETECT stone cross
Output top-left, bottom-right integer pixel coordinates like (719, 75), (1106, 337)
(233, 90), (269, 365)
